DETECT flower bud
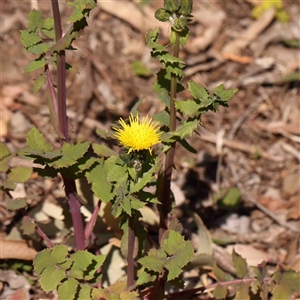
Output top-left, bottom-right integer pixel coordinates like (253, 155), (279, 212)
(173, 17), (188, 31)
(164, 0), (180, 13)
(179, 0), (193, 15)
(155, 8), (172, 22)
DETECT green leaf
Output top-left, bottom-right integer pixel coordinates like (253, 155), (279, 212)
(27, 43), (50, 55)
(136, 270), (156, 286)
(26, 127), (53, 152)
(273, 265), (300, 300)
(213, 262), (227, 281)
(20, 30), (42, 48)
(175, 99), (200, 117)
(213, 84), (238, 101)
(130, 162), (159, 193)
(252, 261), (267, 288)
(0, 143), (10, 159)
(92, 143), (116, 157)
(188, 81), (209, 100)
(146, 29), (159, 47)
(165, 64), (184, 78)
(138, 248), (166, 273)
(84, 254), (106, 281)
(0, 143), (13, 172)
(106, 157), (127, 182)
(51, 245), (69, 264)
(86, 160), (113, 202)
(28, 9), (43, 32)
(178, 138), (197, 154)
(232, 249), (248, 278)
(34, 249), (52, 275)
(162, 230), (194, 281)
(235, 282), (250, 300)
(49, 142), (90, 168)
(172, 119), (198, 139)
(42, 17), (54, 31)
(39, 265), (66, 293)
(51, 28), (79, 52)
(213, 284), (227, 299)
(77, 284), (92, 299)
(1, 181), (16, 190)
(33, 73), (46, 93)
(57, 278), (78, 300)
(33, 245), (69, 276)
(130, 197), (145, 210)
(7, 198), (27, 210)
(121, 197), (132, 216)
(152, 110), (170, 126)
(59, 258), (73, 271)
(21, 217), (36, 236)
(25, 57), (47, 72)
(7, 166), (32, 183)
(69, 251), (94, 280)
(221, 187), (240, 207)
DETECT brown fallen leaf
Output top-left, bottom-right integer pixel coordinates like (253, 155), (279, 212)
(0, 239), (37, 260)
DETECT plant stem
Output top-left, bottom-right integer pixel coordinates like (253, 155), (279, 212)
(127, 217), (136, 289)
(166, 277), (273, 300)
(158, 33), (180, 240)
(51, 0), (85, 250)
(24, 216), (55, 248)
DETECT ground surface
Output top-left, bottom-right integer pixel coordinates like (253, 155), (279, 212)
(1, 1), (299, 299)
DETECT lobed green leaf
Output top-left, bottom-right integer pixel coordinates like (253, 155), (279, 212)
(26, 127), (53, 152)
(39, 265), (66, 293)
(27, 9), (43, 32)
(69, 250), (94, 280)
(138, 248), (166, 273)
(171, 119), (198, 139)
(162, 230), (194, 280)
(33, 73), (46, 93)
(77, 284), (92, 299)
(57, 278), (78, 300)
(188, 81), (209, 100)
(21, 217), (36, 236)
(7, 198), (27, 210)
(7, 166), (32, 183)
(232, 249), (248, 278)
(213, 284), (227, 299)
(175, 99), (200, 117)
(25, 57), (47, 72)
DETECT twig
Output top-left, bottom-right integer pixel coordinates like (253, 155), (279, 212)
(166, 277), (273, 300)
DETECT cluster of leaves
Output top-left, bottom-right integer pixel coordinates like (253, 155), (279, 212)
(33, 245), (110, 300)
(21, 0), (96, 92)
(146, 28), (238, 153)
(213, 250), (300, 300)
(138, 223), (194, 286)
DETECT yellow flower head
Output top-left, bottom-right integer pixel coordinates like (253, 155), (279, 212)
(114, 114), (162, 154)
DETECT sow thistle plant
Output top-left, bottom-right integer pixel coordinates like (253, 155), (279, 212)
(2, 0), (299, 299)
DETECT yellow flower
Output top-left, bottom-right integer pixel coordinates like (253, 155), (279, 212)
(114, 114), (162, 154)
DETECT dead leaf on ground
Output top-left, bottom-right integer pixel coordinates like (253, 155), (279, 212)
(0, 239), (38, 260)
